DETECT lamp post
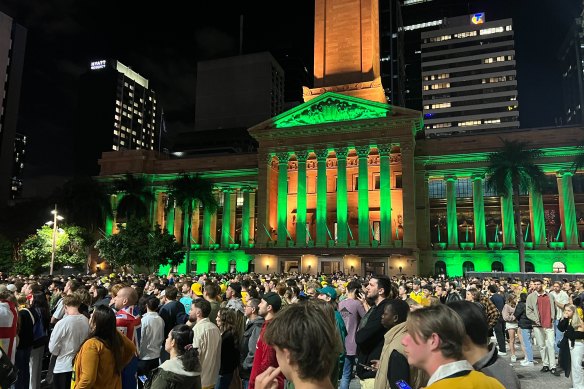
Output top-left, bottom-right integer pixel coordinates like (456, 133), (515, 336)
(46, 204), (64, 276)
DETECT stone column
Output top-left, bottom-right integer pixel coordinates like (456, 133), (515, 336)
(446, 175), (459, 249)
(401, 141), (418, 249)
(256, 153), (273, 247)
(501, 181), (516, 247)
(249, 190), (256, 244)
(557, 171), (579, 248)
(276, 152), (290, 247)
(202, 206), (211, 248)
(316, 149), (329, 247)
(378, 144), (393, 247)
(192, 201), (200, 245)
(296, 151), (309, 247)
(241, 188), (251, 248)
(221, 190), (232, 248)
(336, 147), (349, 246)
(472, 174), (487, 248)
(529, 188), (547, 248)
(356, 145), (370, 247)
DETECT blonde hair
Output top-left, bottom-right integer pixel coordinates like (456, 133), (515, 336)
(567, 304), (584, 329)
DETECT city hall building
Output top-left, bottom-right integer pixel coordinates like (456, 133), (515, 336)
(97, 1), (584, 276)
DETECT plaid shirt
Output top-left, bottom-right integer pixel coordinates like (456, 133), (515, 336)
(481, 296), (501, 329)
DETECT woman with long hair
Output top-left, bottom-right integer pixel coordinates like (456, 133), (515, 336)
(558, 304), (584, 387)
(215, 308), (241, 389)
(513, 292), (534, 366)
(147, 324), (201, 389)
(30, 291), (50, 389)
(71, 304), (136, 388)
(502, 293), (522, 363)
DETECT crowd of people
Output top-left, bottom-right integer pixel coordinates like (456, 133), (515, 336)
(0, 270), (583, 389)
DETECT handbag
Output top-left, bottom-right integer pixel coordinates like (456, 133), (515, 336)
(0, 345), (18, 388)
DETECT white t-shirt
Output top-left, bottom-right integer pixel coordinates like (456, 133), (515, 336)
(48, 314), (89, 373)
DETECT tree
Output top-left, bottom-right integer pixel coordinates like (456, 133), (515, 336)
(485, 140), (546, 272)
(15, 225), (90, 275)
(113, 173), (154, 221)
(95, 220), (184, 274)
(169, 174), (218, 273)
(53, 176), (112, 233)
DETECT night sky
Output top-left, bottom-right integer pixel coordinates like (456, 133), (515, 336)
(0, 0), (579, 198)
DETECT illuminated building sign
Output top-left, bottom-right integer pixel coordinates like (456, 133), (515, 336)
(471, 13), (485, 25)
(90, 60), (107, 70)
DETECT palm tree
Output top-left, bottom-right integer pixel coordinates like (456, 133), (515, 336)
(54, 176), (112, 233)
(169, 174), (218, 273)
(571, 139), (584, 173)
(485, 140), (546, 272)
(113, 173), (155, 222)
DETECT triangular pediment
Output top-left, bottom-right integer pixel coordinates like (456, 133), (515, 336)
(273, 92), (392, 129)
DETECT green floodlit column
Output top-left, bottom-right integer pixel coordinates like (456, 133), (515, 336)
(501, 181), (516, 247)
(336, 147), (349, 246)
(446, 176), (459, 249)
(277, 152), (290, 247)
(356, 146), (370, 247)
(472, 175), (486, 248)
(296, 151), (309, 247)
(241, 189), (250, 248)
(558, 171), (579, 248)
(202, 207), (211, 248)
(166, 202), (175, 236)
(379, 144), (392, 247)
(221, 189), (232, 249)
(529, 188), (547, 248)
(316, 149), (329, 247)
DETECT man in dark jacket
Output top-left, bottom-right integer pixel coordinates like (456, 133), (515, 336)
(240, 298), (264, 389)
(488, 285), (506, 355)
(356, 275), (392, 388)
(158, 286), (188, 362)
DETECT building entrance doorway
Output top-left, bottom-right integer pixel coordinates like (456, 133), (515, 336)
(321, 260), (341, 274)
(364, 261), (386, 276)
(280, 260), (299, 273)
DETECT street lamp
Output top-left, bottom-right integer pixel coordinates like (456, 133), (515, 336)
(46, 204), (64, 276)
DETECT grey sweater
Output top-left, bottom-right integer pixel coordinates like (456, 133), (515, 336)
(473, 343), (521, 389)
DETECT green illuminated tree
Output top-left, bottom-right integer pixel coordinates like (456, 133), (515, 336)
(95, 220), (183, 274)
(169, 174), (218, 274)
(113, 174), (154, 221)
(485, 140), (546, 272)
(15, 225), (90, 275)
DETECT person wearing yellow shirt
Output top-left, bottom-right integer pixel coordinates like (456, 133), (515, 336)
(401, 304), (504, 389)
(409, 280), (425, 306)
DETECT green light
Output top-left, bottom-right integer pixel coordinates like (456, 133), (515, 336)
(274, 92), (390, 128)
(241, 190), (251, 248)
(277, 153), (289, 247)
(529, 189), (546, 247)
(501, 185), (516, 246)
(357, 146), (370, 246)
(202, 207), (211, 248)
(316, 150), (328, 247)
(559, 172), (579, 246)
(221, 190), (232, 248)
(336, 148), (348, 246)
(296, 152), (308, 247)
(446, 176), (458, 248)
(105, 215), (114, 236)
(379, 145), (392, 246)
(472, 176), (486, 247)
(166, 206), (175, 235)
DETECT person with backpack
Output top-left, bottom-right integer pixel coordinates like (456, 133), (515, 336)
(15, 294), (34, 389)
(30, 291), (50, 389)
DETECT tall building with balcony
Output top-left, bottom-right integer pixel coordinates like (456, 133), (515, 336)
(0, 12), (26, 205)
(75, 59), (158, 176)
(421, 15), (519, 137)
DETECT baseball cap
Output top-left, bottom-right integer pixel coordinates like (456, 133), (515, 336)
(191, 283), (203, 297)
(262, 292), (282, 312)
(317, 285), (338, 300)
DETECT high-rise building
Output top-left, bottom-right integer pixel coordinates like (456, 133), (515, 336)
(421, 15), (519, 137)
(558, 3), (584, 125)
(75, 59), (158, 176)
(379, 0), (506, 111)
(194, 52), (285, 131)
(11, 133), (25, 199)
(0, 12), (26, 205)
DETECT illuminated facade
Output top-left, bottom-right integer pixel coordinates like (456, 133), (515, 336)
(11, 133), (26, 199)
(96, 0), (584, 276)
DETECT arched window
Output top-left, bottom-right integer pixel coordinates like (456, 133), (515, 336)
(229, 260), (236, 273)
(552, 261), (567, 273)
(462, 261), (475, 274)
(434, 261), (447, 276)
(209, 260), (217, 273)
(248, 260), (255, 273)
(491, 261), (504, 272)
(525, 261), (535, 273)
